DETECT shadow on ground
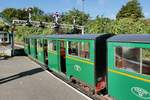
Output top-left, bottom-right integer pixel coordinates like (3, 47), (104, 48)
(0, 68), (44, 84)
(14, 48), (26, 56)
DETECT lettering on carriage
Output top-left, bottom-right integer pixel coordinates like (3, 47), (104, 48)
(131, 87), (150, 99)
(74, 65), (81, 72)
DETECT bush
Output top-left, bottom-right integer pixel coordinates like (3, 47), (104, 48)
(15, 26), (53, 42)
(86, 18), (150, 34)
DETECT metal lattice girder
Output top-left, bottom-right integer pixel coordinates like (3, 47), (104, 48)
(12, 19), (84, 34)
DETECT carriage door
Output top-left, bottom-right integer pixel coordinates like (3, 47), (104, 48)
(44, 39), (48, 65)
(35, 39), (38, 58)
(60, 40), (66, 74)
(28, 38), (31, 54)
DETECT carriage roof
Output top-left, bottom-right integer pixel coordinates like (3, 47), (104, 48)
(108, 34), (150, 44)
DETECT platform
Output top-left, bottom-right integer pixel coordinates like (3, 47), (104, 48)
(0, 56), (92, 100)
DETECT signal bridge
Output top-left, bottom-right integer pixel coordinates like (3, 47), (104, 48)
(12, 20), (84, 34)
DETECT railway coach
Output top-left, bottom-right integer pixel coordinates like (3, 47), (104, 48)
(24, 34), (113, 94)
(107, 34), (150, 100)
(46, 34), (113, 93)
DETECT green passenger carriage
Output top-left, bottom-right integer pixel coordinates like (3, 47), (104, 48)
(107, 34), (150, 100)
(24, 34), (112, 93)
(46, 34), (112, 93)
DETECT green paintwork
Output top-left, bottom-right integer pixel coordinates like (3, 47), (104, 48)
(66, 55), (95, 86)
(24, 38), (30, 55)
(25, 35), (108, 89)
(66, 40), (95, 87)
(30, 39), (37, 58)
(47, 39), (96, 86)
(107, 42), (150, 100)
(48, 39), (60, 72)
(37, 39), (45, 64)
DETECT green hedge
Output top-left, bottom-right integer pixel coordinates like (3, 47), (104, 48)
(86, 18), (150, 34)
(15, 26), (53, 42)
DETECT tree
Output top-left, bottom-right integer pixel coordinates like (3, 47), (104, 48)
(61, 8), (90, 25)
(1, 7), (52, 22)
(2, 8), (17, 21)
(16, 9), (28, 20)
(116, 0), (144, 19)
(86, 16), (112, 33)
(107, 18), (147, 34)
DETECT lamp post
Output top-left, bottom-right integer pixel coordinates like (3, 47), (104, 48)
(81, 0), (85, 34)
(11, 24), (15, 56)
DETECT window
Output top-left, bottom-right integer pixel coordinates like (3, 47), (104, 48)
(142, 49), (150, 75)
(37, 40), (42, 49)
(79, 42), (90, 59)
(68, 41), (79, 56)
(38, 40), (43, 48)
(115, 47), (150, 75)
(0, 33), (8, 43)
(68, 41), (90, 59)
(115, 47), (140, 73)
(40, 41), (43, 47)
(48, 40), (56, 51)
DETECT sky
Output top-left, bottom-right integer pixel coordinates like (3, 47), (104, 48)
(0, 0), (149, 19)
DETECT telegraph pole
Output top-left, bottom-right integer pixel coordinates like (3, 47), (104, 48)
(11, 24), (15, 56)
(81, 0), (85, 34)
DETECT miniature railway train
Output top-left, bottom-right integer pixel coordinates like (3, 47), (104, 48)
(24, 34), (150, 100)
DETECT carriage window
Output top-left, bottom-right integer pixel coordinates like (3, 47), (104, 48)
(40, 41), (43, 47)
(79, 42), (90, 59)
(115, 47), (140, 73)
(68, 41), (79, 56)
(37, 40), (42, 49)
(142, 49), (150, 75)
(68, 41), (90, 59)
(49, 40), (56, 51)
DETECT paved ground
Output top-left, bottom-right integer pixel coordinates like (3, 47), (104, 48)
(0, 56), (92, 100)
